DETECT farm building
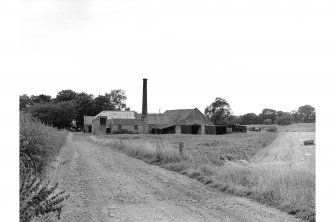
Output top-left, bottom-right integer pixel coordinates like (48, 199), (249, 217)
(88, 108), (215, 135)
(91, 111), (144, 135)
(85, 78), (246, 135)
(147, 108), (215, 135)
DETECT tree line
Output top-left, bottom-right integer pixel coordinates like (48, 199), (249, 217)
(20, 91), (315, 130)
(20, 89), (129, 130)
(205, 97), (315, 126)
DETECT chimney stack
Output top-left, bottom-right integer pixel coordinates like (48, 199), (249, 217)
(142, 78), (148, 118)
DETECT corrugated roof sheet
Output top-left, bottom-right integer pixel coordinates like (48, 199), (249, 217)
(93, 111), (136, 120)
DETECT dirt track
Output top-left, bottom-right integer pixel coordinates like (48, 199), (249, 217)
(54, 133), (301, 222)
(252, 132), (315, 171)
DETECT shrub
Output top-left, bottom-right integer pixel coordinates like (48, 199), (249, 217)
(20, 171), (69, 222)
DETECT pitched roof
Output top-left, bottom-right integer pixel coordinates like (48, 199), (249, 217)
(146, 113), (171, 125)
(93, 111), (135, 120)
(163, 109), (194, 124)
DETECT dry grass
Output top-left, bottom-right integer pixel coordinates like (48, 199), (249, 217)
(20, 113), (67, 175)
(184, 163), (315, 221)
(90, 136), (187, 164)
(91, 131), (315, 221)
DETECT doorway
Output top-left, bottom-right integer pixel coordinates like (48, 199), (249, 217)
(191, 124), (201, 134)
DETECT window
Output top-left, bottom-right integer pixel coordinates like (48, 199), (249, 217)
(134, 125), (138, 130)
(118, 125), (122, 131)
(100, 117), (106, 125)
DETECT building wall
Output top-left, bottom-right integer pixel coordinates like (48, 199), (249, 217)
(92, 118), (107, 135)
(178, 109), (214, 135)
(83, 124), (92, 133)
(111, 125), (144, 134)
(92, 118), (145, 134)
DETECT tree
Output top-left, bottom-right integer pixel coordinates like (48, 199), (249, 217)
(204, 97), (232, 125)
(290, 110), (301, 123)
(55, 90), (77, 103)
(28, 102), (76, 129)
(275, 113), (293, 125)
(240, 113), (259, 125)
(20, 94), (33, 110)
(263, 119), (273, 125)
(94, 94), (113, 113)
(109, 89), (129, 111)
(298, 105), (315, 123)
(74, 92), (96, 130)
(225, 115), (241, 125)
(94, 90), (130, 113)
(259, 108), (277, 123)
(30, 94), (52, 104)
(276, 111), (284, 118)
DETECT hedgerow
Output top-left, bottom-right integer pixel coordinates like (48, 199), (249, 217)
(20, 112), (68, 221)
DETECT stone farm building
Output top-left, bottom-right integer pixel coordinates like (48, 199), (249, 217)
(83, 78), (246, 135)
(85, 108), (215, 135)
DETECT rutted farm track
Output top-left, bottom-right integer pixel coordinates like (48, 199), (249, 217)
(252, 132), (315, 171)
(54, 133), (301, 222)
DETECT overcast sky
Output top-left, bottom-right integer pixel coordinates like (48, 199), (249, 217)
(1, 0), (334, 115)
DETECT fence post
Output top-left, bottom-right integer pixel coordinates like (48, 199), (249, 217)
(179, 142), (184, 155)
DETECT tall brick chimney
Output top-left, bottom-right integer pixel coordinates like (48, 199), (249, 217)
(142, 78), (148, 118)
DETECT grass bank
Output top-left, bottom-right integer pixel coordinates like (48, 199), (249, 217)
(20, 113), (67, 175)
(20, 113), (69, 221)
(91, 132), (315, 221)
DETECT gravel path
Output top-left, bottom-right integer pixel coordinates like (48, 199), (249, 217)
(54, 133), (302, 222)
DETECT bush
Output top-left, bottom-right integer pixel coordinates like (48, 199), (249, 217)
(263, 119), (273, 125)
(20, 170), (69, 221)
(20, 171), (69, 222)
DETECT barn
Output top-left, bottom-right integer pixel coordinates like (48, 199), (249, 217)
(147, 108), (215, 134)
(89, 108), (214, 135)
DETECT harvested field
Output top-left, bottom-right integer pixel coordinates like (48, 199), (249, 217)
(248, 123), (315, 132)
(95, 132), (277, 164)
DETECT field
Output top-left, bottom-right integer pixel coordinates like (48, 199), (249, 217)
(91, 123), (315, 221)
(248, 123), (315, 132)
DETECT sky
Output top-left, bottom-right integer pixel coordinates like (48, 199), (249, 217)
(1, 0), (334, 115)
